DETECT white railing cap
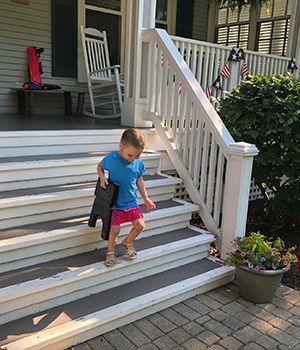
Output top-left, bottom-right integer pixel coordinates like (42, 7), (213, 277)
(227, 142), (259, 156)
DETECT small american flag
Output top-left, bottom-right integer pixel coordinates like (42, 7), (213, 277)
(204, 86), (211, 100)
(241, 62), (249, 76)
(221, 64), (231, 78)
(178, 82), (182, 95)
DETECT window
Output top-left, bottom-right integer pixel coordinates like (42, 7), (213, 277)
(155, 0), (176, 33)
(215, 3), (250, 49)
(256, 0), (291, 55)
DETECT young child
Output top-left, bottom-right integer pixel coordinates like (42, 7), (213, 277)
(97, 128), (156, 267)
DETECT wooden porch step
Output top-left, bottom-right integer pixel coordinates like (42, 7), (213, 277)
(0, 151), (161, 191)
(0, 199), (199, 272)
(0, 174), (181, 229)
(0, 226), (215, 325)
(0, 258), (234, 349)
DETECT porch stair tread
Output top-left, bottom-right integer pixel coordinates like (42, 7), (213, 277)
(0, 258), (234, 349)
(0, 199), (184, 240)
(0, 174), (168, 201)
(0, 227), (209, 288)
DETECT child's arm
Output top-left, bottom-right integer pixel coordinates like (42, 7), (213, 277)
(137, 176), (156, 210)
(97, 161), (109, 188)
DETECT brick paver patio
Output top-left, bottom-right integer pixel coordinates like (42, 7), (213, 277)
(71, 283), (300, 350)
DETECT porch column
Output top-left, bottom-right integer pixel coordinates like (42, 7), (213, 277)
(121, 0), (156, 127)
(220, 142), (259, 259)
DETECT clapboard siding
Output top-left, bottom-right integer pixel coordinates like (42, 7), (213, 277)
(193, 0), (210, 41)
(0, 0), (85, 115)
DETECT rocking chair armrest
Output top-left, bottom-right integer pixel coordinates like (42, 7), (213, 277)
(89, 65), (121, 75)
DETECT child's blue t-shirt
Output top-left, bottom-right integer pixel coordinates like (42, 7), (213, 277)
(101, 151), (145, 210)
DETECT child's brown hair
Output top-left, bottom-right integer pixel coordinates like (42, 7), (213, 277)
(121, 128), (145, 151)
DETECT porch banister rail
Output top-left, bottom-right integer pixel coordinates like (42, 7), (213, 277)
(142, 28), (259, 257)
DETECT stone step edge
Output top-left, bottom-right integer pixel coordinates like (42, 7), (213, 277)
(0, 200), (199, 251)
(5, 259), (234, 350)
(0, 228), (214, 306)
(0, 152), (161, 171)
(0, 174), (181, 208)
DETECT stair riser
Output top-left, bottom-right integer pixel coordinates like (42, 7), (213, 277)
(0, 186), (176, 229)
(0, 159), (160, 191)
(0, 246), (210, 325)
(6, 267), (234, 350)
(0, 214), (192, 272)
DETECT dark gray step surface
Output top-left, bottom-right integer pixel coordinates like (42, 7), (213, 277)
(0, 175), (164, 199)
(0, 227), (202, 288)
(0, 258), (221, 345)
(0, 200), (183, 240)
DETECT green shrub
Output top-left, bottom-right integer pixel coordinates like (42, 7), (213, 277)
(219, 74), (300, 232)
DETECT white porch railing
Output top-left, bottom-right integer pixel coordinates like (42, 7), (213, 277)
(142, 29), (258, 257)
(171, 35), (291, 98)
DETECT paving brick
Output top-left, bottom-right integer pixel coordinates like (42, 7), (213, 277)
(276, 287), (300, 305)
(103, 329), (136, 350)
(172, 302), (203, 320)
(260, 303), (277, 312)
(153, 335), (177, 350)
(221, 301), (246, 316)
(72, 343), (92, 350)
(195, 295), (223, 310)
(268, 316), (292, 330)
(287, 325), (300, 339)
(247, 305), (264, 315)
(256, 334), (279, 349)
(290, 307), (300, 316)
(218, 288), (239, 302)
(147, 313), (177, 333)
(88, 336), (115, 350)
(134, 318), (164, 340)
(197, 330), (220, 346)
(195, 315), (211, 325)
(183, 321), (205, 336)
(119, 324), (150, 347)
(206, 291), (232, 305)
(272, 307), (294, 320)
(234, 311), (256, 324)
(203, 319), (232, 338)
(268, 328), (299, 347)
(209, 310), (229, 322)
(249, 317), (274, 333)
(242, 342), (265, 350)
(272, 297), (294, 311)
(138, 344), (159, 350)
(255, 309), (276, 322)
(168, 328), (191, 344)
(172, 346), (186, 350)
(160, 308), (189, 326)
(183, 298), (212, 315)
(236, 297), (253, 307)
(289, 316), (300, 327)
(182, 338), (207, 350)
(207, 345), (225, 350)
(219, 336), (243, 350)
(233, 325), (262, 343)
(222, 316), (245, 331)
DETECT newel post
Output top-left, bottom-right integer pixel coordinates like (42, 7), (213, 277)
(228, 61), (240, 91)
(220, 142), (259, 259)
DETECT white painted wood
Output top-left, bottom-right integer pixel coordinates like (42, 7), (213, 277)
(221, 142), (259, 258)
(0, 233), (214, 324)
(5, 265), (234, 350)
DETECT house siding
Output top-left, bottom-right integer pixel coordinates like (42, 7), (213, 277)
(192, 0), (210, 41)
(0, 0), (85, 115)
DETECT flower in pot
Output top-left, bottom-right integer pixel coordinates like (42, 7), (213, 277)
(226, 232), (298, 303)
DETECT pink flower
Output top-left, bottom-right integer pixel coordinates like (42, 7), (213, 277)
(241, 252), (247, 257)
(271, 251), (276, 256)
(283, 261), (289, 266)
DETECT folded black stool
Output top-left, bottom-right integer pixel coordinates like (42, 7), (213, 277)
(88, 179), (119, 240)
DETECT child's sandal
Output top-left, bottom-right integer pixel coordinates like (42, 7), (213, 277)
(122, 240), (137, 260)
(105, 251), (116, 267)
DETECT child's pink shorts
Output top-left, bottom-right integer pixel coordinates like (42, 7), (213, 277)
(111, 206), (144, 225)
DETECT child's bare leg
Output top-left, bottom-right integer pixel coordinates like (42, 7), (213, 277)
(105, 225), (120, 267)
(123, 219), (145, 259)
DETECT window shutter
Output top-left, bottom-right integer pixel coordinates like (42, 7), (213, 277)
(51, 0), (78, 77)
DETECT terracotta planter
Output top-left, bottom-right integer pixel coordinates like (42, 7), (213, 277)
(236, 265), (285, 304)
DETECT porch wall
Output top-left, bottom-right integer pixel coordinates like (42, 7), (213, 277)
(0, 0), (85, 115)
(192, 0), (210, 42)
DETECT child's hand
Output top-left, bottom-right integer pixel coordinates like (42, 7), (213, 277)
(144, 197), (156, 210)
(100, 176), (108, 189)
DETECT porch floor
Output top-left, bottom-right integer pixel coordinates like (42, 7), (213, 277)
(0, 114), (123, 131)
(73, 282), (300, 350)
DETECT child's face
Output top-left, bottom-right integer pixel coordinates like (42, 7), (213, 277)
(119, 143), (142, 162)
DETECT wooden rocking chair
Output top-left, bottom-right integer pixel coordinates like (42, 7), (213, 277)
(80, 26), (123, 118)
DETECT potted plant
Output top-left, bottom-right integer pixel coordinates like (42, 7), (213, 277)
(227, 232), (298, 303)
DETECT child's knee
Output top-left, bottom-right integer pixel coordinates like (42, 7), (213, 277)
(134, 220), (145, 232)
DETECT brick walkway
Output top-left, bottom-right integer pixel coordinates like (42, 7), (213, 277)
(72, 283), (300, 350)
